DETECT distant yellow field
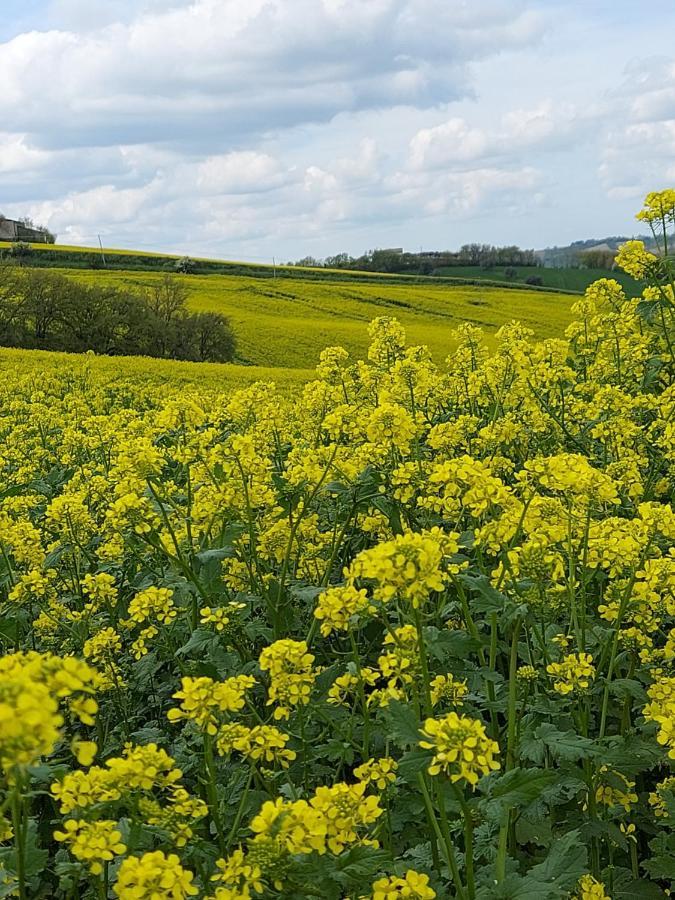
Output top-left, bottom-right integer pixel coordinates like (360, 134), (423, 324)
(58, 268), (575, 369)
(0, 345), (311, 391)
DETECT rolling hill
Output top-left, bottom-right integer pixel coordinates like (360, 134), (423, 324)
(0, 241), (601, 381)
(58, 267), (578, 369)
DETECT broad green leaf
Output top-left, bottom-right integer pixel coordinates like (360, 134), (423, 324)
(526, 829), (587, 891)
(384, 700), (422, 749)
(459, 573), (506, 613)
(609, 678), (647, 703)
(613, 878), (667, 899)
(397, 748), (433, 781)
(485, 767), (558, 808)
(175, 627), (220, 656)
(600, 734), (665, 774)
(477, 872), (562, 899)
(534, 724), (598, 761)
(425, 626), (483, 661)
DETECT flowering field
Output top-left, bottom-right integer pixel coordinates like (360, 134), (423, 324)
(0, 191), (674, 900)
(0, 346), (311, 393)
(61, 268), (574, 369)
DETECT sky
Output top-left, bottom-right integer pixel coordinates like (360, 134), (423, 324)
(1, 0), (675, 262)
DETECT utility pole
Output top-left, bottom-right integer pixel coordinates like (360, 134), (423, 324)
(272, 256), (276, 279)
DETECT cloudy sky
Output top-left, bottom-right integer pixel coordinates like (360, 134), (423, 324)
(1, 0), (674, 261)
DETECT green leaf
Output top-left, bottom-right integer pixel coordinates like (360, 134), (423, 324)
(384, 700), (422, 749)
(526, 829), (587, 892)
(600, 734), (665, 774)
(485, 767), (558, 808)
(477, 873), (562, 899)
(612, 879), (667, 899)
(459, 573), (506, 613)
(175, 628), (220, 657)
(371, 495), (403, 534)
(131, 651), (162, 687)
(315, 662), (341, 695)
(329, 846), (391, 887)
(194, 546), (236, 564)
(425, 626), (483, 661)
(534, 724), (598, 761)
(130, 726), (166, 745)
(323, 481), (350, 494)
(0, 821), (48, 879)
(290, 584), (325, 604)
(646, 828), (675, 881)
(515, 814), (552, 847)
(609, 678), (647, 703)
(397, 749), (433, 781)
(0, 616), (17, 642)
(0, 482), (33, 500)
(292, 846), (390, 899)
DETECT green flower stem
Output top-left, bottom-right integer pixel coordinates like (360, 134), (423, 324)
(11, 777), (26, 900)
(231, 455), (265, 595)
(598, 540), (652, 739)
(567, 512), (581, 647)
(320, 499), (362, 587)
(383, 789), (393, 854)
(417, 772), (466, 899)
(451, 785), (475, 900)
(584, 755), (601, 877)
(630, 836), (639, 878)
(304, 616), (319, 647)
(348, 629), (370, 758)
(273, 443), (340, 638)
(454, 577), (499, 739)
(489, 612), (498, 674)
(413, 605), (433, 718)
(226, 767), (254, 849)
(496, 822), (509, 885)
(203, 735), (225, 854)
(505, 618), (521, 770)
(299, 705), (309, 790)
(453, 578), (486, 666)
(142, 484), (209, 605)
(578, 508), (592, 651)
(496, 617), (521, 883)
(577, 705), (601, 877)
(463, 812), (476, 900)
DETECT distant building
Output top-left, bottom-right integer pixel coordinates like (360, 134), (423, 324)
(0, 216), (51, 243)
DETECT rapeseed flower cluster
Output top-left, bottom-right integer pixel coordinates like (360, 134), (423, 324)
(370, 869), (436, 899)
(573, 874), (612, 900)
(114, 851), (198, 899)
(419, 712), (500, 786)
(346, 528), (460, 607)
(547, 652), (596, 695)
(258, 639), (317, 719)
(167, 674), (256, 733)
(53, 818), (126, 875)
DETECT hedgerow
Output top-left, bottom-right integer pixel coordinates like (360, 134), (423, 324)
(0, 191), (674, 898)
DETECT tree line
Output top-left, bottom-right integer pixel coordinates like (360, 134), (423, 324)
(290, 244), (539, 275)
(0, 265), (236, 362)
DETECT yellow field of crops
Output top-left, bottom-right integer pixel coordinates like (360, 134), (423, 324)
(0, 345), (311, 392)
(0, 191), (674, 899)
(57, 268), (576, 368)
